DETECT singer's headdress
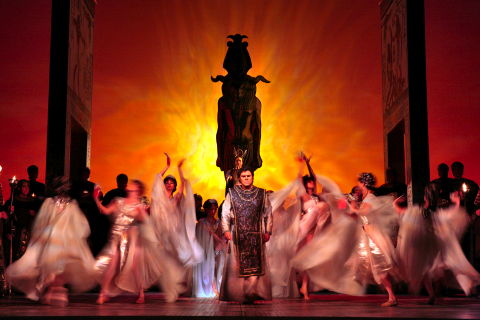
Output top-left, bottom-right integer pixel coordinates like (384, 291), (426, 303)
(233, 146), (247, 160)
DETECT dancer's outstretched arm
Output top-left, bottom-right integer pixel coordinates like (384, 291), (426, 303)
(174, 159), (186, 204)
(301, 151), (317, 194)
(93, 186), (116, 215)
(296, 155), (308, 199)
(160, 152), (171, 177)
(296, 154), (305, 179)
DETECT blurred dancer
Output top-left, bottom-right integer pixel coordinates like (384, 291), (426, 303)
(192, 199), (223, 297)
(293, 172), (399, 307)
(297, 153), (330, 299)
(396, 184), (480, 304)
(150, 154), (202, 298)
(94, 179), (183, 304)
(6, 177), (96, 306)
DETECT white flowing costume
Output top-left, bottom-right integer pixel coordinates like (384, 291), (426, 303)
(266, 175), (338, 298)
(214, 233), (227, 295)
(150, 173), (203, 297)
(397, 204), (480, 295)
(292, 188), (399, 296)
(6, 197), (97, 301)
(192, 218), (222, 298)
(266, 178), (302, 298)
(150, 173), (203, 267)
(94, 198), (184, 302)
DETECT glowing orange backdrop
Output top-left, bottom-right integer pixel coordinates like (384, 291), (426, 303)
(90, 0), (384, 199)
(1, 0), (479, 202)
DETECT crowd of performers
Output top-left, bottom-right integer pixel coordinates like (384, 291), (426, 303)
(0, 154), (479, 307)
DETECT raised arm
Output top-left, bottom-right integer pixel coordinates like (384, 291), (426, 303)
(174, 159), (186, 204)
(301, 152), (317, 194)
(93, 186), (116, 215)
(159, 152), (171, 177)
(296, 154), (305, 179)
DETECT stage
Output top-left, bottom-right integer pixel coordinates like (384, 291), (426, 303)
(1, 293), (479, 319)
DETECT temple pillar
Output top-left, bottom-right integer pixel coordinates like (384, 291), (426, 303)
(380, 0), (429, 204)
(46, 0), (95, 186)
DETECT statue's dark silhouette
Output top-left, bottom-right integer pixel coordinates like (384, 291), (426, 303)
(212, 34), (269, 172)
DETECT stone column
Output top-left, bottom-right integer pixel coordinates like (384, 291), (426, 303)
(380, 0), (429, 204)
(46, 0), (95, 186)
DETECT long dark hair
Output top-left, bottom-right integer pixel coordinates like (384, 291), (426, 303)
(422, 183), (439, 218)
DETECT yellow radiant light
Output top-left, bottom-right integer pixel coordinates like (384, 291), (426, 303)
(91, 1), (384, 201)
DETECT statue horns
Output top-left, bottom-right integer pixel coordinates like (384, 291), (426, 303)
(254, 75), (270, 84)
(211, 75), (226, 83)
(227, 34), (248, 40)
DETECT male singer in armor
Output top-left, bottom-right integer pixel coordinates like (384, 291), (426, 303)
(220, 167), (272, 303)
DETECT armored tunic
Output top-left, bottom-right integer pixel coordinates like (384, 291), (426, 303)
(220, 185), (272, 302)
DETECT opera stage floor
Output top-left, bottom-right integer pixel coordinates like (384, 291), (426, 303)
(1, 293), (480, 319)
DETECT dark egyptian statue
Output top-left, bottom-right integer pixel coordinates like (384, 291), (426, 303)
(212, 34), (269, 172)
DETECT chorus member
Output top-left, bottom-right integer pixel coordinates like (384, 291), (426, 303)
(150, 153), (202, 266)
(192, 199), (224, 297)
(6, 180), (36, 262)
(102, 173), (128, 206)
(293, 173), (399, 307)
(346, 186), (363, 207)
(451, 161), (480, 267)
(396, 185), (480, 304)
(194, 194), (206, 221)
(94, 179), (182, 304)
(297, 153), (330, 299)
(71, 167), (109, 256)
(6, 177), (96, 306)
(225, 148), (245, 194)
(349, 173), (398, 306)
(26, 165), (45, 204)
(430, 163), (455, 208)
(150, 154), (202, 298)
(451, 161), (479, 215)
